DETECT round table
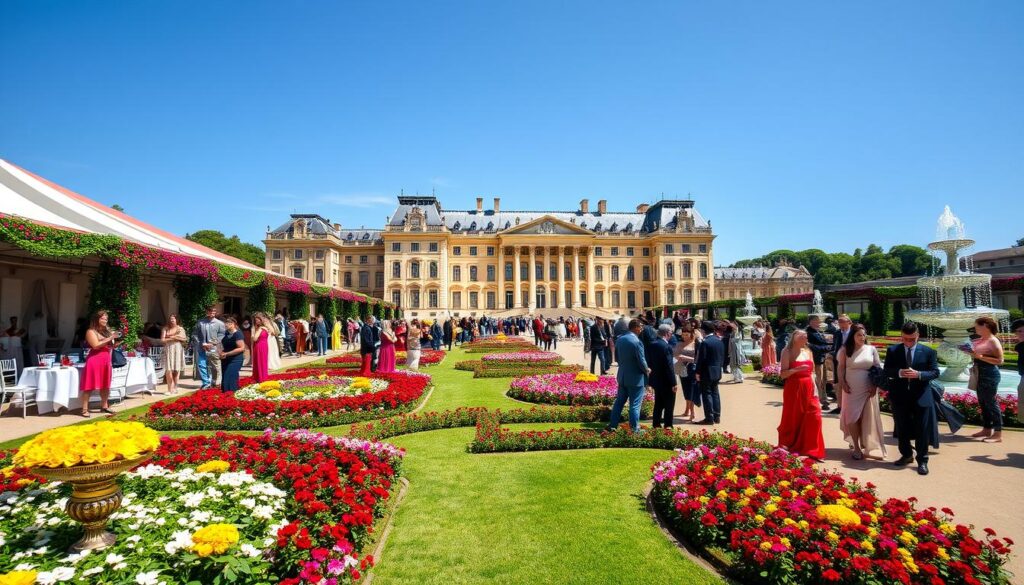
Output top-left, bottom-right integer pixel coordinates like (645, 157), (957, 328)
(18, 366), (81, 414)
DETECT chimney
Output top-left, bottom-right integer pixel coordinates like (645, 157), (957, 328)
(493, 197), (501, 213)
(597, 199), (607, 214)
(476, 197), (483, 212)
(636, 203), (650, 213)
(579, 199), (589, 213)
(332, 223), (341, 231)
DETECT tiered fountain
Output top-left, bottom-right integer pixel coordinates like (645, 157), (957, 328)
(736, 292), (762, 358)
(808, 290), (832, 331)
(906, 206), (1009, 382)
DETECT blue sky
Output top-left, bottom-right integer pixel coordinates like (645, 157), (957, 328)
(2, 1), (1022, 265)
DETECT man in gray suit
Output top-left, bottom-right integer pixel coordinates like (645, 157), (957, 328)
(605, 319), (650, 433)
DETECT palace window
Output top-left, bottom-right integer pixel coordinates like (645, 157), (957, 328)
(391, 242), (401, 252)
(292, 266), (303, 279)
(429, 242), (439, 252)
(594, 247), (603, 256)
(315, 250), (325, 260)
(452, 292), (462, 309)
(429, 290), (439, 308)
(642, 248), (650, 257)
(579, 263), (586, 279)
(486, 291), (496, 309)
(315, 268), (324, 283)
(344, 272), (352, 287)
(411, 242), (420, 252)
(521, 263), (528, 280)
(272, 250), (282, 260)
(505, 262), (514, 280)
(549, 263), (557, 280)
(682, 244), (691, 253)
(359, 255), (368, 264)
(453, 246), (461, 256)
(293, 249), (303, 260)
(487, 246), (495, 256)
(684, 289), (693, 303)
(345, 255), (352, 263)
(611, 266), (620, 281)
(699, 244), (708, 253)
(627, 291), (636, 308)
(666, 289), (675, 304)
(596, 290), (605, 307)
(358, 271), (369, 288)
(470, 266), (479, 281)
(487, 265), (496, 281)
(626, 266), (635, 281)
(375, 272), (384, 288)
(411, 261), (421, 278)
(411, 290), (421, 308)
(469, 292), (479, 309)
(699, 262), (708, 279)
(429, 261), (438, 278)
(699, 289), (708, 303)
(666, 262), (674, 278)
(611, 247), (619, 256)
(595, 266), (604, 281)
(452, 266), (461, 281)
(683, 261), (692, 278)
(392, 291), (401, 306)
(392, 262), (401, 278)
(469, 246), (478, 256)
(535, 263), (543, 279)
(626, 247), (634, 257)
(564, 263), (572, 280)
(641, 266), (650, 281)
(611, 291), (621, 307)
(664, 244), (674, 254)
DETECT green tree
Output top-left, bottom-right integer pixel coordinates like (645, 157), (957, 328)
(1014, 237), (1024, 247)
(185, 229), (265, 266)
(888, 245), (933, 276)
(729, 243), (931, 286)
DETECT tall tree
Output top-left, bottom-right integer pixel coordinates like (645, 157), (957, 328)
(185, 229), (265, 266)
(729, 244), (932, 286)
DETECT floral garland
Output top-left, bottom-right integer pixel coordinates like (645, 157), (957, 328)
(217, 263), (267, 288)
(0, 215), (120, 258)
(113, 241), (219, 279)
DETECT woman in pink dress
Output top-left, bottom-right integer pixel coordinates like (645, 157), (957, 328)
(251, 314), (270, 382)
(777, 329), (826, 460)
(761, 321), (777, 368)
(81, 309), (121, 417)
(377, 320), (397, 373)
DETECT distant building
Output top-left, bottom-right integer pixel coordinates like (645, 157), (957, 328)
(265, 196), (717, 318)
(963, 246), (1024, 275)
(714, 261), (814, 301)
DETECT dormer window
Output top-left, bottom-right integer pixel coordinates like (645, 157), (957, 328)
(486, 221), (494, 231)
(346, 233), (354, 240)
(469, 221), (477, 231)
(362, 233), (370, 240)
(453, 221), (461, 230)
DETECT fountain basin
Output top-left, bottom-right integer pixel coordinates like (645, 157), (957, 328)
(907, 307), (1011, 331)
(942, 369), (1020, 399)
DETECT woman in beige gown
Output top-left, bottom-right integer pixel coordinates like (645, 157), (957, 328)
(264, 313), (282, 372)
(837, 324), (887, 460)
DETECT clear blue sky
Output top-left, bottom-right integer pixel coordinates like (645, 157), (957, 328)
(2, 1), (1022, 265)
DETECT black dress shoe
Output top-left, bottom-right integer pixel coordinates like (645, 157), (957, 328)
(917, 463), (929, 476)
(894, 456), (914, 466)
(695, 420), (715, 426)
(828, 407), (842, 415)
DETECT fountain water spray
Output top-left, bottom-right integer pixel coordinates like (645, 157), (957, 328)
(906, 206), (1009, 382)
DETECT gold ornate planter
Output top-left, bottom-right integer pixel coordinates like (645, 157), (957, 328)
(31, 452), (153, 552)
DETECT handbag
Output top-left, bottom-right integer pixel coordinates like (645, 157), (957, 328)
(867, 364), (887, 390)
(111, 348), (128, 368)
(967, 365), (979, 391)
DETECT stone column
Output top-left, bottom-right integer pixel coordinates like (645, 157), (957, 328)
(543, 246), (552, 309)
(514, 248), (523, 309)
(572, 247), (580, 308)
(497, 245), (505, 309)
(586, 247), (596, 309)
(557, 246), (566, 308)
(528, 246), (537, 312)
(440, 244), (449, 314)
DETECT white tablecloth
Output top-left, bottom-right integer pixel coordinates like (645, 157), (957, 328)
(18, 366), (80, 414)
(17, 356), (158, 414)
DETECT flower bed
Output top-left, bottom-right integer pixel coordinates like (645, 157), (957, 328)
(651, 443), (1013, 584)
(462, 337), (539, 353)
(760, 364), (784, 386)
(145, 369), (431, 430)
(481, 351), (563, 365)
(507, 372), (654, 408)
(469, 411), (745, 453)
(0, 429), (403, 584)
(235, 375), (386, 402)
(454, 360), (580, 379)
(880, 391), (1021, 429)
(316, 349), (446, 369)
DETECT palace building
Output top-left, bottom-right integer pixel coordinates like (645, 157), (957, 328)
(713, 261), (814, 300)
(265, 196), (716, 318)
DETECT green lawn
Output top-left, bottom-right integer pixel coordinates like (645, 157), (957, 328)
(3, 347), (720, 584)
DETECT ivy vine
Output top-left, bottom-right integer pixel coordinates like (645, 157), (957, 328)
(87, 262), (142, 348)
(173, 276), (220, 334)
(247, 282), (276, 316)
(288, 292), (310, 319)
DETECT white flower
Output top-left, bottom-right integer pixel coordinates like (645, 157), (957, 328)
(164, 530), (194, 555)
(190, 510), (212, 523)
(239, 543), (262, 558)
(114, 562), (127, 570)
(36, 566), (75, 584)
(240, 498), (257, 509)
(155, 517), (166, 526)
(252, 505), (276, 520)
(136, 570), (161, 585)
(13, 563), (36, 571)
(105, 553), (125, 564)
(182, 492), (205, 508)
(83, 567), (104, 576)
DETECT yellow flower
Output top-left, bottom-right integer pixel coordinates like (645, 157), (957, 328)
(266, 390), (282, 398)
(816, 504), (861, 528)
(14, 421), (159, 469)
(780, 538), (791, 549)
(292, 391), (305, 398)
(196, 460), (230, 473)
(754, 514), (766, 524)
(318, 374), (328, 380)
(258, 381), (281, 391)
(190, 523), (240, 557)
(939, 523), (955, 536)
(861, 539), (875, 553)
(778, 480), (791, 488)
(0, 571), (37, 585)
(798, 520), (809, 530)
(899, 531), (918, 546)
(716, 490), (728, 500)
(698, 496), (710, 504)
(759, 541), (772, 551)
(826, 531), (839, 543)
(937, 547), (949, 560)
(573, 371), (599, 383)
(764, 503), (778, 514)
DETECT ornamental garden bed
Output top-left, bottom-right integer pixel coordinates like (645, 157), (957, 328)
(650, 442), (1014, 584)
(507, 371), (654, 416)
(145, 368), (431, 430)
(461, 336), (539, 353)
(0, 429), (403, 585)
(880, 391), (1021, 429)
(292, 349), (447, 369)
(454, 360), (579, 378)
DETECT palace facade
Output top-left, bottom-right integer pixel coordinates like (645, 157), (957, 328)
(265, 196), (716, 318)
(713, 261), (815, 300)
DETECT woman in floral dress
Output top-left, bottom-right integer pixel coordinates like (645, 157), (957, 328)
(161, 314), (188, 394)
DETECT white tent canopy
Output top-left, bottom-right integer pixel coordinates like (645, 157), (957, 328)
(0, 159), (260, 271)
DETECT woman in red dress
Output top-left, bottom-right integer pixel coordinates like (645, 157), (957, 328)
(394, 320), (408, 352)
(251, 314), (270, 382)
(81, 309), (121, 417)
(777, 329), (826, 460)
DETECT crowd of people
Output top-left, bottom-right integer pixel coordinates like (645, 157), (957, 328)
(587, 310), (1024, 477)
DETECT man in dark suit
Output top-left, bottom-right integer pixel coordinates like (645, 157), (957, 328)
(805, 316), (833, 410)
(884, 321), (941, 475)
(359, 316), (381, 375)
(827, 314), (854, 414)
(589, 317), (609, 374)
(606, 319), (650, 433)
(695, 320), (725, 425)
(649, 324), (678, 429)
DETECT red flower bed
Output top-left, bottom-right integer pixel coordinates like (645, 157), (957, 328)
(323, 349), (446, 368)
(2, 430), (402, 585)
(652, 443), (1013, 584)
(145, 369), (431, 430)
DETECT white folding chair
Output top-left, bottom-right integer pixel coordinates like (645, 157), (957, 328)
(109, 360), (132, 404)
(0, 358), (16, 386)
(147, 348), (165, 395)
(0, 373), (37, 418)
